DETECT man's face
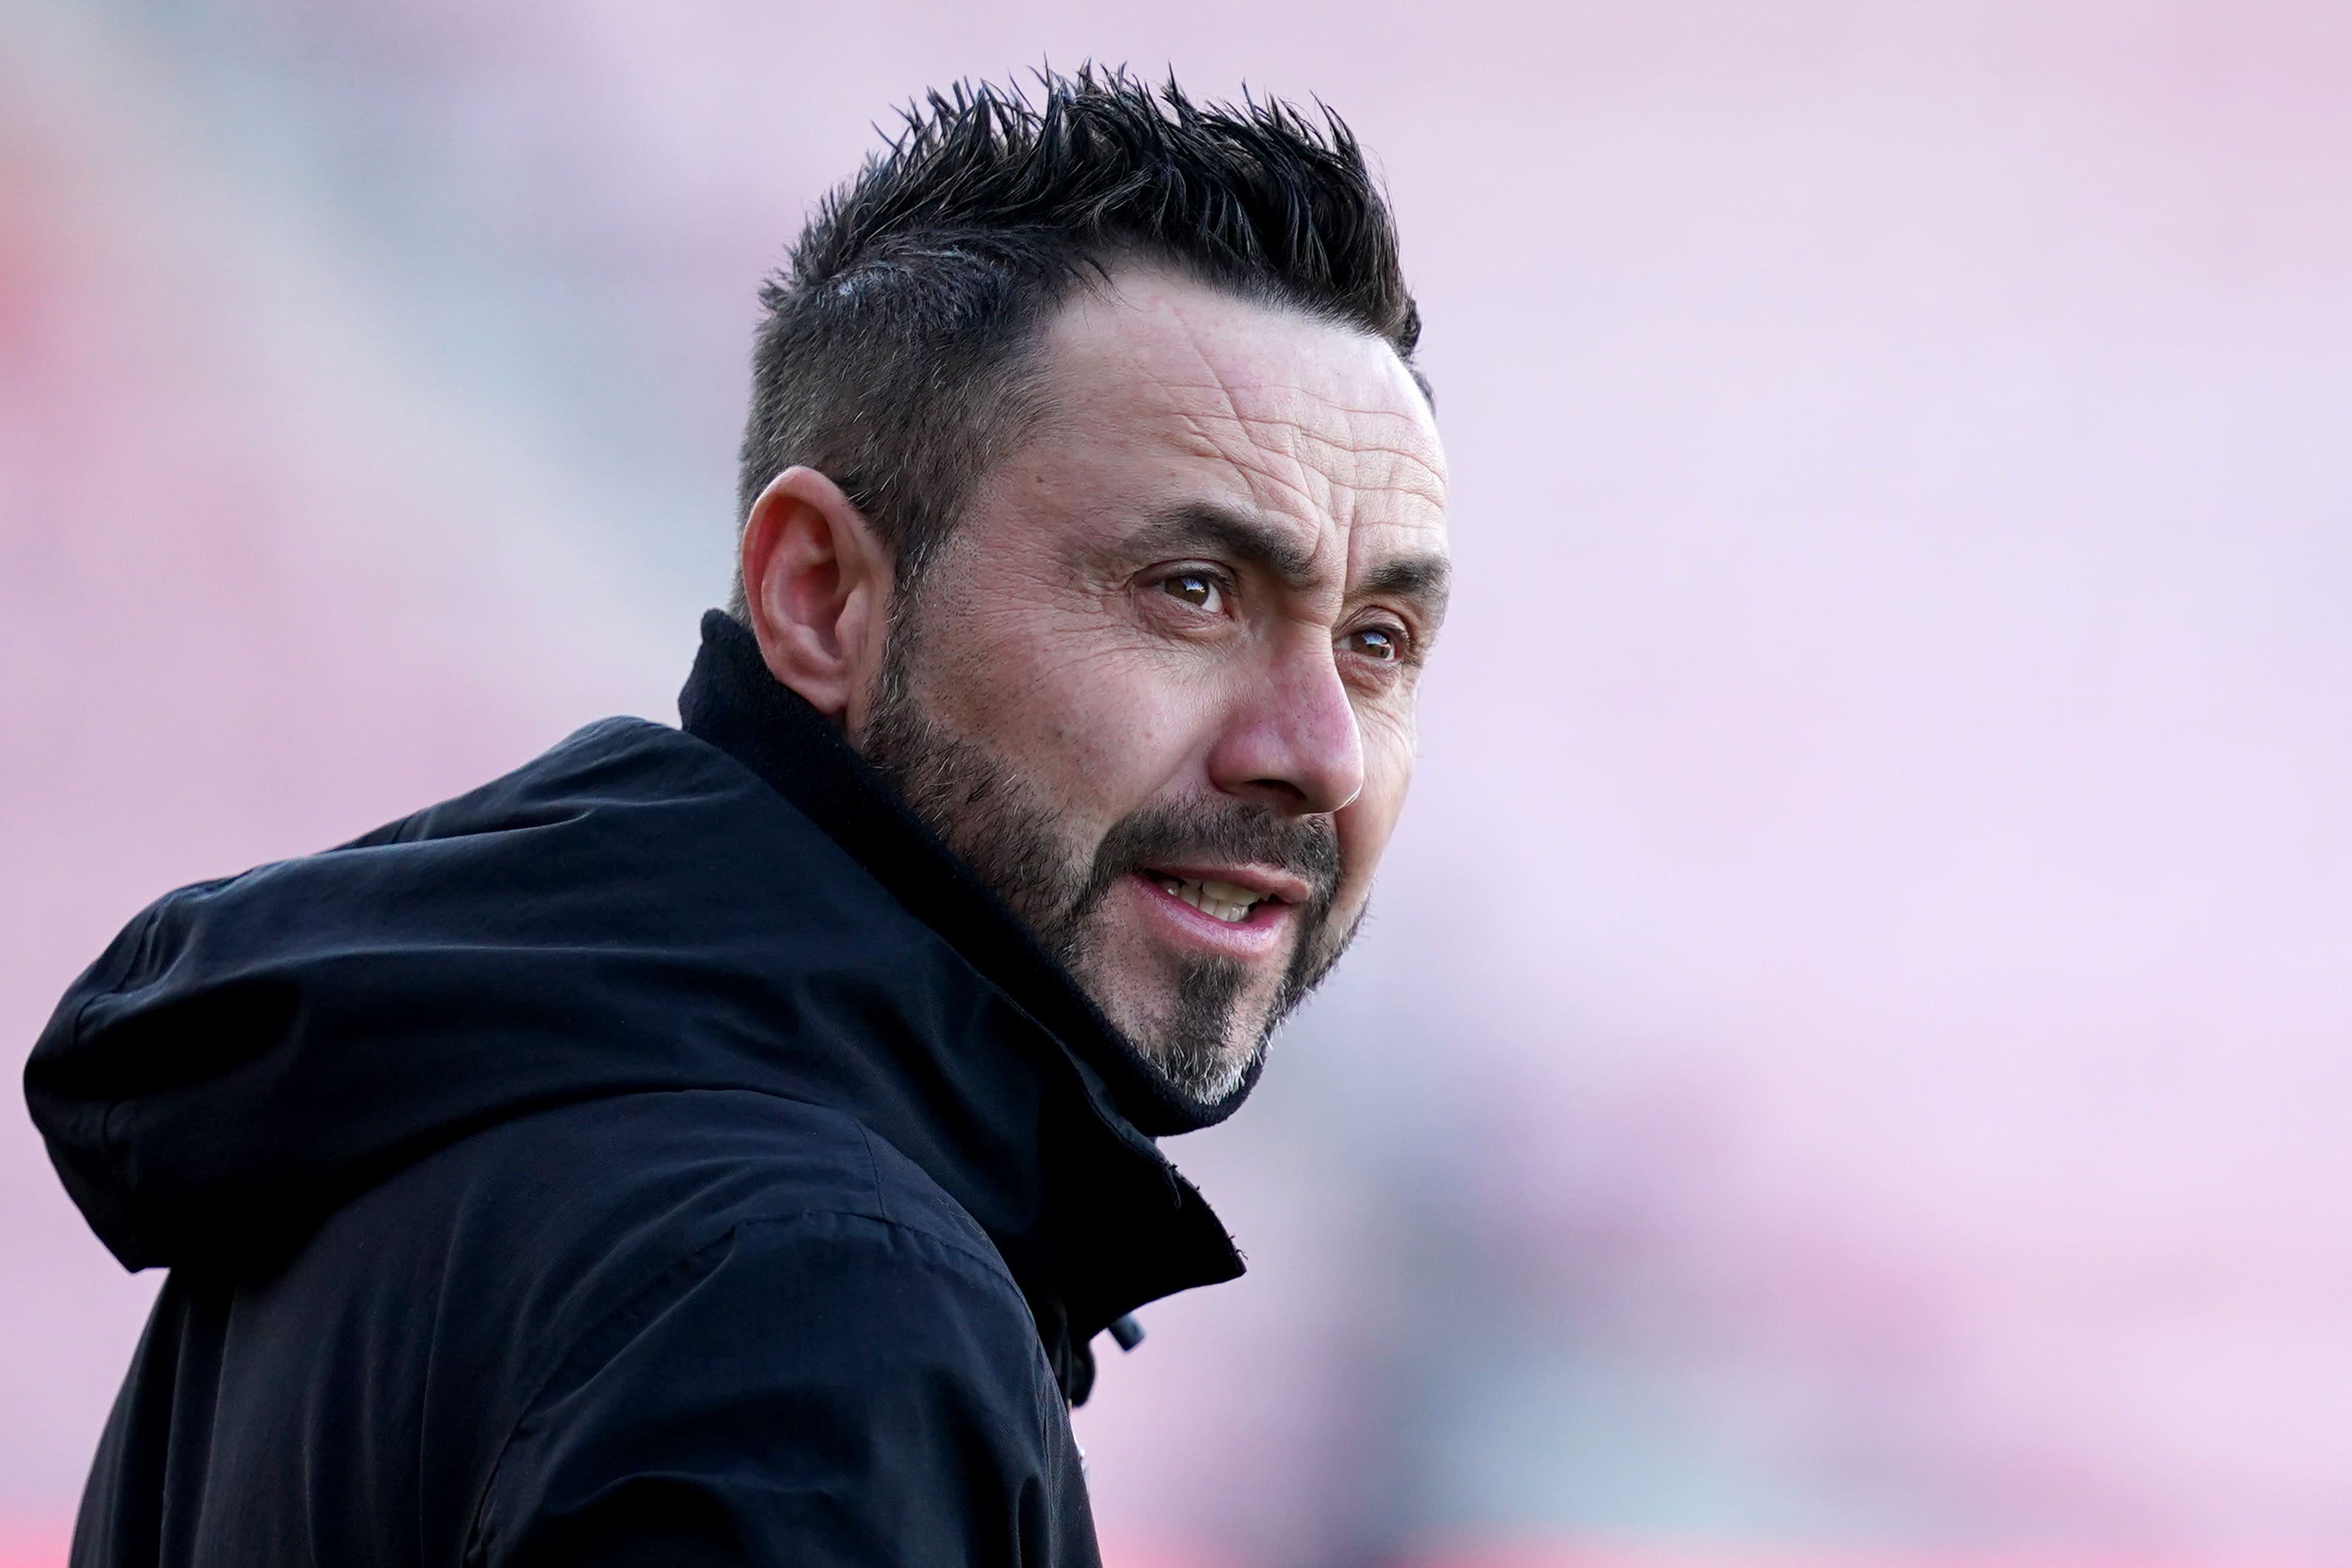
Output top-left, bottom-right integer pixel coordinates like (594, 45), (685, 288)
(858, 267), (1450, 1103)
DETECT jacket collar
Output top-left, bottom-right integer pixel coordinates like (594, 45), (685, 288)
(678, 611), (1243, 1398)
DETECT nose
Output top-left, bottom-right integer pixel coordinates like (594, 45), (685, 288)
(1205, 634), (1366, 816)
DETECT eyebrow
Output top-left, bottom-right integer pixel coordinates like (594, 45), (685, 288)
(1129, 501), (1452, 617)
(1359, 552), (1451, 618)
(1131, 502), (1319, 589)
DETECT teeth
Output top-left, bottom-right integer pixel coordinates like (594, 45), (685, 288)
(1149, 873), (1261, 924)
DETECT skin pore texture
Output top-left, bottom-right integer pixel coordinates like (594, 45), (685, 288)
(740, 266), (1450, 1104)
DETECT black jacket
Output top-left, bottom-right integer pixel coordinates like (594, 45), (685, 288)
(24, 612), (1245, 1567)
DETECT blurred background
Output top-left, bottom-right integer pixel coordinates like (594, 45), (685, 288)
(5, 2), (2351, 1565)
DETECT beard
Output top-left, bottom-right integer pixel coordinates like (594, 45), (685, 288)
(858, 620), (1360, 1106)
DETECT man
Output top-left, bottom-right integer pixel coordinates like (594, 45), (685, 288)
(27, 69), (1449, 1566)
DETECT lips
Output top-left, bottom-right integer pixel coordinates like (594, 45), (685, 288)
(1145, 873), (1268, 924)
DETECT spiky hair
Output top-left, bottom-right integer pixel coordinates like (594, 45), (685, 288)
(730, 67), (1423, 607)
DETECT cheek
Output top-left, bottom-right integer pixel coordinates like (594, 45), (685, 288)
(923, 607), (1216, 808)
(1335, 732), (1416, 894)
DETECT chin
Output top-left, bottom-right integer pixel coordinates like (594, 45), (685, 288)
(1089, 968), (1274, 1104)
(1070, 888), (1310, 1102)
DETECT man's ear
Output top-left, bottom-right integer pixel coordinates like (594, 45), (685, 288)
(738, 466), (895, 729)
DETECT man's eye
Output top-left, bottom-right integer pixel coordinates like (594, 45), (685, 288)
(1346, 625), (1405, 662)
(1163, 572), (1223, 611)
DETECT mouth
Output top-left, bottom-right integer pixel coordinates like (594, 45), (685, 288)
(1123, 862), (1314, 956)
(1142, 871), (1276, 924)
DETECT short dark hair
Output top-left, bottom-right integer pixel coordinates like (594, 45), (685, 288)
(729, 67), (1424, 614)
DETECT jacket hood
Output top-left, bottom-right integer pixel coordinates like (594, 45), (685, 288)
(24, 612), (1243, 1392)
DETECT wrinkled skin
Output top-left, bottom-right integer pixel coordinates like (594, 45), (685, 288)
(854, 268), (1451, 1100)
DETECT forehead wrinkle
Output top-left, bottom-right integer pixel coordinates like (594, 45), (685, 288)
(1154, 400), (1336, 538)
(1148, 370), (1435, 463)
(1159, 395), (1443, 533)
(1156, 431), (1446, 608)
(1163, 323), (1420, 477)
(1148, 373), (1446, 532)
(1050, 287), (1448, 588)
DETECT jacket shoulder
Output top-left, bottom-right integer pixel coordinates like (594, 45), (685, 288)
(385, 1089), (1018, 1367)
(459, 1105), (1086, 1567)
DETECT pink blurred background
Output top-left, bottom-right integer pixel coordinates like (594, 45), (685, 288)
(5, 2), (2350, 1565)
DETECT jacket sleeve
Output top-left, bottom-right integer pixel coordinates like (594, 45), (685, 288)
(468, 1210), (1099, 1568)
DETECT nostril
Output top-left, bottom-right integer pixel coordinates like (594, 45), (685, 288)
(1243, 777), (1311, 808)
